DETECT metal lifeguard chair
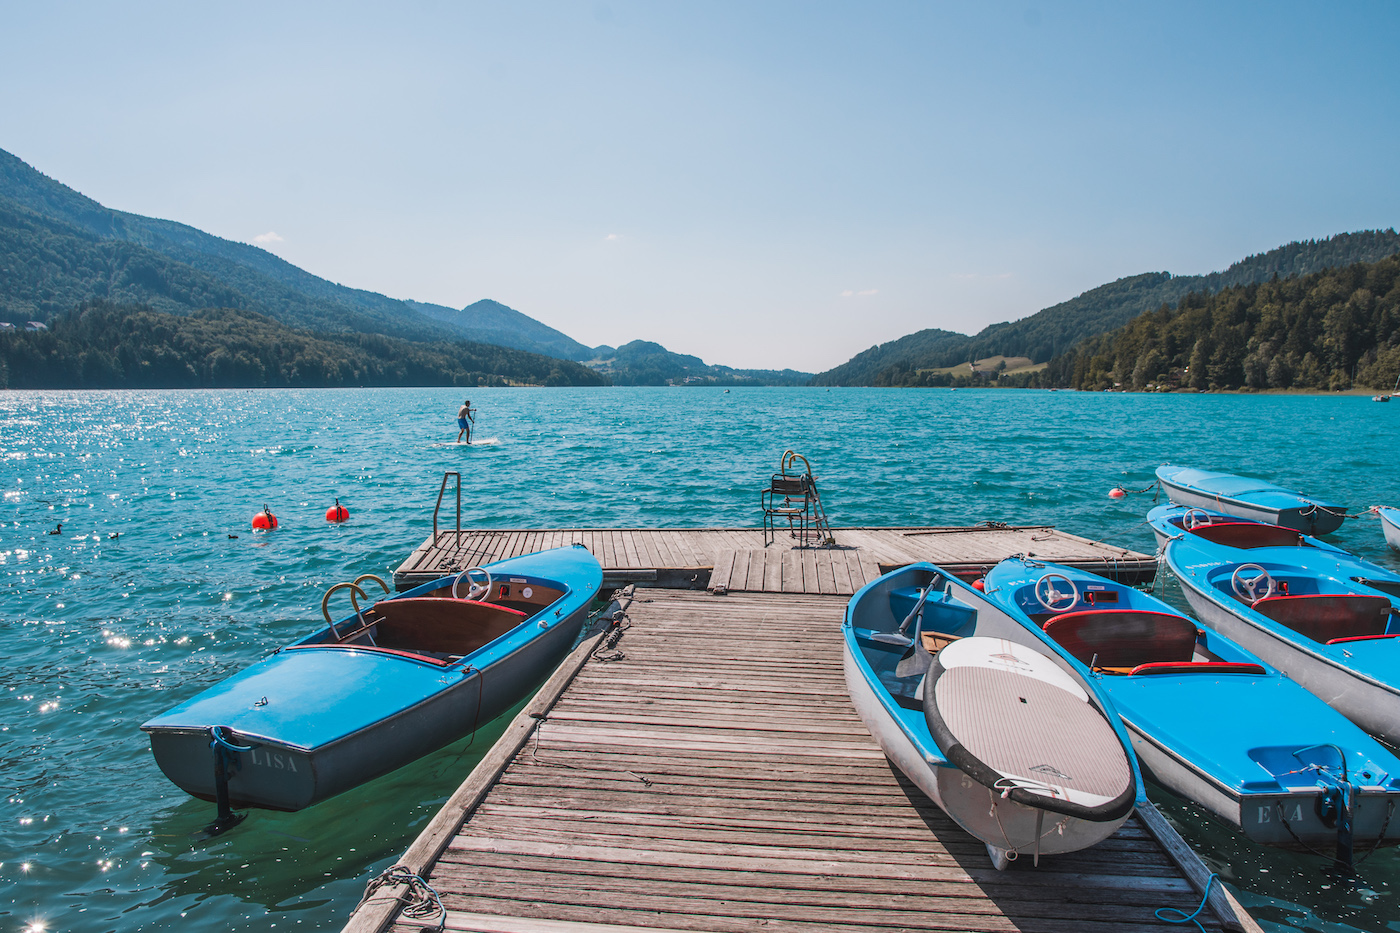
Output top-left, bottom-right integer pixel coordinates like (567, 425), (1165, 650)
(761, 450), (835, 547)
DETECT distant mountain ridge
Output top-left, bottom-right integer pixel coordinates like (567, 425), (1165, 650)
(812, 230), (1400, 386)
(0, 147), (809, 385)
(408, 298), (598, 361)
(586, 340), (811, 386)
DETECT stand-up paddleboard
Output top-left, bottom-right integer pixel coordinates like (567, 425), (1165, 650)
(923, 637), (1136, 866)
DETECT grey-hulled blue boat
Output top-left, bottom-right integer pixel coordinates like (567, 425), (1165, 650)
(1156, 465), (1348, 536)
(984, 557), (1400, 864)
(1147, 503), (1351, 555)
(142, 546), (601, 825)
(1164, 534), (1400, 744)
(844, 562), (1142, 869)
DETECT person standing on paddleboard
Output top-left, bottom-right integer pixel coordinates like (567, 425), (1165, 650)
(456, 400), (475, 444)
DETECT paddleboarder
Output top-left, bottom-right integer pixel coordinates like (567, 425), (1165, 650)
(456, 400), (475, 444)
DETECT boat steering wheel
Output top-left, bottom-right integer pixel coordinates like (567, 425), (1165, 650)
(1035, 573), (1080, 613)
(1183, 509), (1212, 530)
(1231, 563), (1276, 603)
(452, 566), (493, 601)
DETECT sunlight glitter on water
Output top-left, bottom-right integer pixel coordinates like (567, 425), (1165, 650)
(1, 386), (1399, 931)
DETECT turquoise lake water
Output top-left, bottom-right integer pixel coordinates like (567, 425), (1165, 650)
(3, 386), (1400, 933)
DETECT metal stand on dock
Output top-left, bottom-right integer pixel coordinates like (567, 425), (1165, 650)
(761, 450), (835, 547)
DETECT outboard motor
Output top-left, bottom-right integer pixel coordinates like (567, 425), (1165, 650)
(206, 725), (252, 836)
(1296, 744), (1357, 871)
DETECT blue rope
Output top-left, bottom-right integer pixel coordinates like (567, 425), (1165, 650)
(1155, 872), (1219, 932)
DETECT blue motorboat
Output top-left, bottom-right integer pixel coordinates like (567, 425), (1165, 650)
(1164, 534), (1400, 745)
(1147, 503), (1350, 555)
(844, 562), (1142, 869)
(983, 557), (1400, 860)
(143, 546), (602, 825)
(1156, 465), (1348, 536)
(1150, 503), (1400, 601)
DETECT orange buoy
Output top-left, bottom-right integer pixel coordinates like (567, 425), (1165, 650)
(325, 498), (350, 523)
(1108, 487), (1126, 499)
(971, 577), (985, 591)
(252, 505), (278, 530)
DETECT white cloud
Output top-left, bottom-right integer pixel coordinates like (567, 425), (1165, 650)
(253, 231), (284, 244)
(605, 233), (619, 241)
(840, 288), (878, 297)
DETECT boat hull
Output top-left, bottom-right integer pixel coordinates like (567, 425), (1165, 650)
(1126, 721), (1400, 848)
(1156, 466), (1346, 536)
(842, 565), (1139, 867)
(1380, 507), (1400, 552)
(843, 640), (1131, 860)
(143, 546), (601, 811)
(146, 603), (585, 810)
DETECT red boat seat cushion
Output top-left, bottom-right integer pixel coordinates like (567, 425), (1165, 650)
(1190, 522), (1304, 549)
(1043, 609), (1198, 669)
(1250, 594), (1392, 643)
(368, 598), (529, 657)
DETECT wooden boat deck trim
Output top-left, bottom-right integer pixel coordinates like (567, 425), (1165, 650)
(395, 526), (1156, 595)
(341, 588), (1255, 933)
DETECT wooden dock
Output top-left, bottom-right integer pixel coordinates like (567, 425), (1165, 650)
(343, 587), (1257, 933)
(394, 525), (1156, 594)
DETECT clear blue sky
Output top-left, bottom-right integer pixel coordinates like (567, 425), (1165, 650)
(4, 2), (1398, 371)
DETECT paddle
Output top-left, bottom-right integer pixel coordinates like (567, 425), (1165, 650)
(871, 583), (934, 647)
(871, 583), (939, 679)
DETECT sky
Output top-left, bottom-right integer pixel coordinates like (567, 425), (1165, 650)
(3, 2), (1399, 372)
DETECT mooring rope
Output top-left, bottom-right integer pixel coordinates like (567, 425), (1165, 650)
(355, 864), (445, 930)
(1154, 872), (1219, 932)
(592, 609), (631, 662)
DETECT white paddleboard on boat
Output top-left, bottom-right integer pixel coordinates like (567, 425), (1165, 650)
(923, 637), (1136, 865)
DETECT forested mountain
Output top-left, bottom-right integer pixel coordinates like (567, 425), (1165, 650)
(588, 340), (811, 386)
(0, 149), (608, 360)
(0, 301), (607, 389)
(1032, 255), (1400, 392)
(0, 150), (458, 341)
(812, 231), (1400, 386)
(0, 148), (806, 384)
(409, 298), (598, 360)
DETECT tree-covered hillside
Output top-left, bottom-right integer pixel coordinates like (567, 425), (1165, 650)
(590, 340), (811, 386)
(0, 302), (608, 389)
(0, 149), (606, 359)
(409, 298), (597, 360)
(812, 231), (1400, 386)
(1038, 255), (1400, 391)
(0, 150), (460, 341)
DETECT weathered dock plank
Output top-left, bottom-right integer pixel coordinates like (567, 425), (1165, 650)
(393, 525), (1154, 593)
(343, 588), (1253, 933)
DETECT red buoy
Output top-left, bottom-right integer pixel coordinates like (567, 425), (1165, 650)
(326, 498), (350, 523)
(1108, 487), (1126, 499)
(972, 577), (985, 591)
(252, 505), (278, 530)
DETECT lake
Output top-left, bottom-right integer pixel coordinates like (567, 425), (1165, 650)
(3, 386), (1399, 932)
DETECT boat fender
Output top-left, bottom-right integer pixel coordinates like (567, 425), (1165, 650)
(325, 498), (350, 523)
(252, 505), (278, 530)
(971, 578), (985, 591)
